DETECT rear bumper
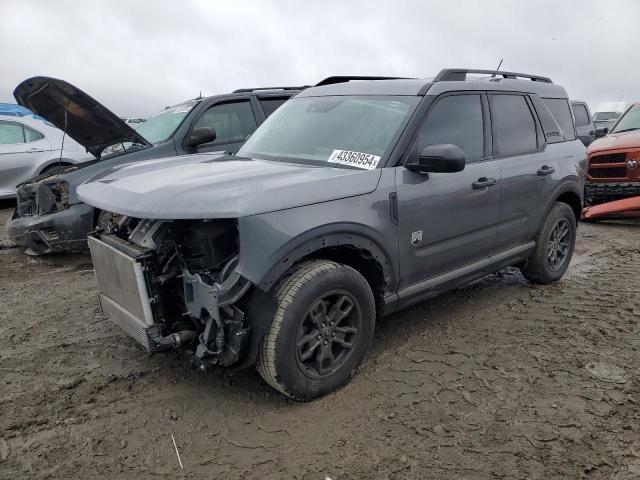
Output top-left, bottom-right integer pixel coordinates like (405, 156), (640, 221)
(6, 202), (95, 254)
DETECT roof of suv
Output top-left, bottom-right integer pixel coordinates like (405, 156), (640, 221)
(298, 69), (569, 99)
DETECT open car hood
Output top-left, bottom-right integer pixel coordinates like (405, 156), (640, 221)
(14, 76), (151, 158)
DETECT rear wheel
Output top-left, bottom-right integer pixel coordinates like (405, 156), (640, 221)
(520, 202), (576, 284)
(256, 260), (375, 401)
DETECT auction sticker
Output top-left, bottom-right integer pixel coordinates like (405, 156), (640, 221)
(328, 150), (381, 170)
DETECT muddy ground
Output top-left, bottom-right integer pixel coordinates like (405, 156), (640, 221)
(0, 200), (639, 480)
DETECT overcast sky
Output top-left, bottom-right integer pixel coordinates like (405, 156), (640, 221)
(1, 0), (638, 117)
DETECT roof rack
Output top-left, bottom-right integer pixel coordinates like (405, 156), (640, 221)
(434, 69), (552, 84)
(232, 86), (309, 93)
(315, 76), (414, 86)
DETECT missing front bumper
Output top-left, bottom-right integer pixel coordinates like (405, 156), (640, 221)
(88, 234), (251, 365)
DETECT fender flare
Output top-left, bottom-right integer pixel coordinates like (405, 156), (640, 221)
(247, 225), (397, 293)
(235, 227), (396, 370)
(541, 180), (583, 226)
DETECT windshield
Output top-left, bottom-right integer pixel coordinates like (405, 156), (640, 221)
(611, 104), (640, 133)
(593, 111), (621, 122)
(237, 95), (419, 169)
(136, 101), (198, 144)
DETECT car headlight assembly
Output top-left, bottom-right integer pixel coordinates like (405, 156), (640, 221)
(37, 180), (70, 214)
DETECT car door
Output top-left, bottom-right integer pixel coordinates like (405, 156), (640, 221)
(395, 92), (501, 290)
(0, 120), (49, 195)
(572, 102), (595, 146)
(189, 99), (258, 155)
(490, 93), (561, 253)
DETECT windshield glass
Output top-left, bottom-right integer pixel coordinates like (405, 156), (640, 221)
(136, 101), (198, 144)
(237, 96), (419, 168)
(593, 111), (621, 122)
(611, 104), (640, 133)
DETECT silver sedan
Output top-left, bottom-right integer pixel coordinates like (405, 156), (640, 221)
(0, 114), (93, 199)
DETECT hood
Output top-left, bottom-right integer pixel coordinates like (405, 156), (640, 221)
(14, 76), (151, 158)
(588, 130), (640, 155)
(77, 154), (381, 219)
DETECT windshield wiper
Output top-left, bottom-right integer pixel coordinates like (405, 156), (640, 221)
(126, 142), (150, 151)
(613, 127), (640, 134)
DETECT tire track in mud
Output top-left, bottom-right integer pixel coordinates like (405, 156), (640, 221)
(1, 211), (639, 479)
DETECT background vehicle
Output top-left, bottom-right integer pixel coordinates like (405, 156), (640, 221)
(0, 102), (45, 121)
(121, 117), (146, 129)
(7, 76), (305, 254)
(78, 69), (586, 400)
(571, 100), (597, 146)
(592, 101), (629, 131)
(585, 102), (640, 206)
(0, 114), (91, 199)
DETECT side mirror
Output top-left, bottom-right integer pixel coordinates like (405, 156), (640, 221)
(595, 127), (608, 138)
(405, 144), (466, 173)
(185, 127), (216, 148)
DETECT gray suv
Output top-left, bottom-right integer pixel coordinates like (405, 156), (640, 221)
(78, 69), (586, 400)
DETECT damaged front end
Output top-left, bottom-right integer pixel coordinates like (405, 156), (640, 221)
(8, 177), (92, 255)
(88, 216), (252, 368)
(16, 177), (70, 218)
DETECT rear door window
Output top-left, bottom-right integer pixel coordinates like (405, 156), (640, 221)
(259, 97), (289, 117)
(543, 98), (576, 140)
(572, 104), (591, 127)
(417, 94), (485, 161)
(193, 100), (258, 146)
(489, 94), (538, 156)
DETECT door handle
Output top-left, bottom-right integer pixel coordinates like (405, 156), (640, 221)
(26, 148), (44, 153)
(472, 177), (497, 189)
(537, 165), (555, 176)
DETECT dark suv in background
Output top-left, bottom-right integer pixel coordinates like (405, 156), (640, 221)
(7, 77), (304, 254)
(78, 69), (586, 400)
(571, 100), (598, 146)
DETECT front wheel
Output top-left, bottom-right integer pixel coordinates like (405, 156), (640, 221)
(520, 202), (577, 284)
(41, 163), (71, 176)
(256, 260), (375, 401)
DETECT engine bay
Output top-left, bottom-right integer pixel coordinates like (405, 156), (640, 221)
(98, 215), (251, 367)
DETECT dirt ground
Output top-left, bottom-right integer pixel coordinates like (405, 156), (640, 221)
(0, 200), (639, 480)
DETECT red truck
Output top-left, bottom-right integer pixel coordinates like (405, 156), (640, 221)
(582, 103), (640, 220)
(584, 102), (640, 219)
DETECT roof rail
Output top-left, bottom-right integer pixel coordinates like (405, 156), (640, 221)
(232, 86), (309, 93)
(315, 76), (413, 86)
(434, 69), (552, 84)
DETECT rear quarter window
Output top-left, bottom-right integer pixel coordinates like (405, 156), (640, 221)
(543, 98), (576, 141)
(530, 95), (564, 144)
(24, 125), (44, 142)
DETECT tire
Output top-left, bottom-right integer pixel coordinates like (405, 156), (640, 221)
(520, 202), (576, 284)
(256, 260), (375, 401)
